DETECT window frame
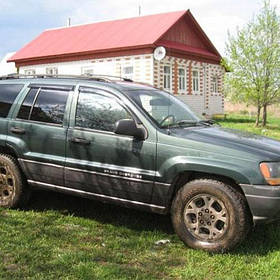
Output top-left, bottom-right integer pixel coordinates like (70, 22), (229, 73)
(192, 69), (200, 94)
(0, 83), (25, 119)
(74, 88), (136, 134)
(163, 65), (172, 91)
(178, 67), (186, 94)
(46, 67), (58, 75)
(122, 65), (134, 80)
(211, 76), (219, 94)
(24, 69), (36, 75)
(16, 86), (71, 127)
(81, 66), (94, 75)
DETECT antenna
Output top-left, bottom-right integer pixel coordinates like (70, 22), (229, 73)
(67, 18), (71, 27)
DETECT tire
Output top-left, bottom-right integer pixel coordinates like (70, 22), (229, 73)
(0, 154), (30, 208)
(171, 179), (252, 253)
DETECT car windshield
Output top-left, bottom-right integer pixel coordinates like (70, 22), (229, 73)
(124, 89), (201, 128)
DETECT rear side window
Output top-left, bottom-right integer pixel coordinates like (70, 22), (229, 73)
(0, 84), (24, 118)
(17, 88), (69, 125)
(17, 88), (38, 120)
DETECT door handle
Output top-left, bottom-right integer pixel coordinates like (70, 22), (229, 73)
(70, 137), (91, 145)
(10, 127), (26, 135)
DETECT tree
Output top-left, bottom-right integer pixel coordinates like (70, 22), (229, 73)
(226, 0), (280, 126)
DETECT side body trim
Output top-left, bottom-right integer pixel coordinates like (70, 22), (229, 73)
(19, 158), (171, 187)
(18, 158), (63, 169)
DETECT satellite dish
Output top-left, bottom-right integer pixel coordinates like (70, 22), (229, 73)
(153, 46), (166, 61)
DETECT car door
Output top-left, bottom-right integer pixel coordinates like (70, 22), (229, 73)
(7, 83), (73, 186)
(65, 86), (156, 203)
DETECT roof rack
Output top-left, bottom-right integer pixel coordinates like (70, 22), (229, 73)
(0, 74), (133, 83)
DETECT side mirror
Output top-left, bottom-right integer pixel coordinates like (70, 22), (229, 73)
(114, 119), (147, 140)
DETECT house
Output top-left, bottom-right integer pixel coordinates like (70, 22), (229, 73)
(8, 10), (225, 116)
(0, 52), (17, 76)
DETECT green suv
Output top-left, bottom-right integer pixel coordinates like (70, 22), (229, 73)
(1, 75), (280, 252)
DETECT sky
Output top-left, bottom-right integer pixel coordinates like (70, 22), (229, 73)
(0, 0), (279, 60)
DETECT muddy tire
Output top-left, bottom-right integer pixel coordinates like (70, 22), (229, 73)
(171, 179), (252, 253)
(0, 154), (30, 208)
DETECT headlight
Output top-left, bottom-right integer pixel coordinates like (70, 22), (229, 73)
(260, 162), (280, 186)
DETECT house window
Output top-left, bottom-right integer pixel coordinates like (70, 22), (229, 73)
(46, 67), (58, 75)
(178, 68), (186, 92)
(163, 66), (171, 90)
(211, 76), (218, 93)
(192, 70), (199, 93)
(24, 69), (35, 75)
(81, 66), (94, 75)
(123, 66), (133, 80)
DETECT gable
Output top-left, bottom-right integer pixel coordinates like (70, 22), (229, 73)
(160, 17), (210, 51)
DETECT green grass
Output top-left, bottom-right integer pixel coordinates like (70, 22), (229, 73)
(1, 113), (280, 279)
(2, 192), (280, 280)
(215, 114), (280, 140)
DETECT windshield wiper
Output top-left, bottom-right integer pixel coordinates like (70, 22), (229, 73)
(161, 119), (218, 129)
(160, 120), (198, 129)
(198, 119), (219, 126)
(176, 120), (198, 127)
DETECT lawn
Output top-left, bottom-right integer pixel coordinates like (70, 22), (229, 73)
(215, 113), (280, 140)
(1, 113), (280, 280)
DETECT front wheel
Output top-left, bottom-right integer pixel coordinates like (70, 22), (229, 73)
(171, 179), (252, 252)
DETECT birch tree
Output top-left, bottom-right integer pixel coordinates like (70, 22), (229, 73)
(226, 0), (280, 126)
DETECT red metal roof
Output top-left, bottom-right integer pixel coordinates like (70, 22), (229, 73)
(9, 10), (222, 65)
(9, 11), (187, 62)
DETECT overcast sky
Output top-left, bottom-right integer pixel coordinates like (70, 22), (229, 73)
(0, 0), (279, 60)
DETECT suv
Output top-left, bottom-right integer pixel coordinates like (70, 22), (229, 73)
(1, 75), (280, 252)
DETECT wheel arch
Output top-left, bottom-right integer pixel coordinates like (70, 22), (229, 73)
(0, 144), (19, 159)
(166, 170), (248, 213)
(0, 144), (28, 181)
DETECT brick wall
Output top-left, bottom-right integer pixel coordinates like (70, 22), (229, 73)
(19, 54), (225, 116)
(153, 56), (225, 116)
(19, 54), (154, 85)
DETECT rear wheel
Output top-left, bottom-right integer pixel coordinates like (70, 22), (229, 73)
(0, 154), (30, 208)
(171, 179), (252, 252)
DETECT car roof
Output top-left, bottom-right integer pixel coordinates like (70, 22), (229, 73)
(0, 75), (156, 92)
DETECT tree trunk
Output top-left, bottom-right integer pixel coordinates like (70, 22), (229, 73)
(262, 104), (267, 127)
(255, 105), (261, 126)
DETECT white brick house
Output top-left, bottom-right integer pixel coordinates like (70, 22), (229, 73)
(9, 10), (225, 116)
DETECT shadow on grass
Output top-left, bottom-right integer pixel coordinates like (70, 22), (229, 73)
(24, 190), (280, 256)
(25, 190), (174, 235)
(262, 125), (280, 131)
(232, 222), (280, 256)
(214, 117), (256, 124)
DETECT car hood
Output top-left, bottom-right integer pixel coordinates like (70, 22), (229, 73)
(169, 125), (280, 161)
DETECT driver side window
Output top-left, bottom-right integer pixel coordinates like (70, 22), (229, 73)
(75, 91), (132, 132)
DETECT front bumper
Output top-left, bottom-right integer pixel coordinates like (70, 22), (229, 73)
(240, 184), (280, 224)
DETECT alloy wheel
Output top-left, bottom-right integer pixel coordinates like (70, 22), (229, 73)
(183, 194), (228, 241)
